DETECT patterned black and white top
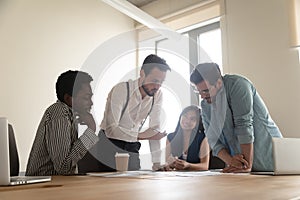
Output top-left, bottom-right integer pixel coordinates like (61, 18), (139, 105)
(25, 101), (99, 176)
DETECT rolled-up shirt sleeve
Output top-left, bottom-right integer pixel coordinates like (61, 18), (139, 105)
(201, 101), (226, 157)
(229, 78), (255, 144)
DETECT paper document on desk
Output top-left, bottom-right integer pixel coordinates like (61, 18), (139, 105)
(87, 171), (155, 178)
(87, 170), (230, 178)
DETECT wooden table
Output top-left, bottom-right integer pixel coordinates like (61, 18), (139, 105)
(1, 172), (300, 200)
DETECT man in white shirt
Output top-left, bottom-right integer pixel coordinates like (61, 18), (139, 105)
(100, 54), (171, 170)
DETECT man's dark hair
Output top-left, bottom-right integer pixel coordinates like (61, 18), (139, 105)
(190, 63), (221, 85)
(56, 70), (93, 102)
(141, 54), (171, 76)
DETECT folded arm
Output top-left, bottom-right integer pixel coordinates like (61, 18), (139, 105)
(46, 117), (98, 175)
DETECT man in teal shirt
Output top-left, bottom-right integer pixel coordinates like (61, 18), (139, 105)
(190, 63), (282, 172)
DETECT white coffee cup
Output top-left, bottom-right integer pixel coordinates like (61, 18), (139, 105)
(115, 153), (130, 171)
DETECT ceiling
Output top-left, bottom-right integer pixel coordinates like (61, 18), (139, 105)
(126, 0), (157, 8)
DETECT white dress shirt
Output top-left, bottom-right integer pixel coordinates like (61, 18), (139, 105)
(100, 79), (163, 163)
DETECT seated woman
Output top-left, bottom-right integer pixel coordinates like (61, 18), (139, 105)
(164, 105), (209, 171)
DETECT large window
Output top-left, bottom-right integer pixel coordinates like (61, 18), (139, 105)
(138, 21), (222, 169)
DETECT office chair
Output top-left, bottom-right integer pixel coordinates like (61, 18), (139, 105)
(78, 137), (115, 174)
(8, 124), (20, 176)
(209, 151), (225, 169)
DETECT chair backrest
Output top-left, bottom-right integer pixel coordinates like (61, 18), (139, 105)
(8, 124), (19, 176)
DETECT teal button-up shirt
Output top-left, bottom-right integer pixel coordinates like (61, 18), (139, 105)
(201, 74), (282, 171)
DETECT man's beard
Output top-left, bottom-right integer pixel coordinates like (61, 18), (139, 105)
(141, 84), (157, 97)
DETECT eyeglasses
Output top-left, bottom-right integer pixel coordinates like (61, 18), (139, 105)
(191, 84), (215, 95)
(199, 84), (216, 95)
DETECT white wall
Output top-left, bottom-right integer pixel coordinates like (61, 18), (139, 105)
(223, 0), (300, 137)
(0, 0), (135, 171)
